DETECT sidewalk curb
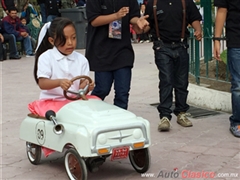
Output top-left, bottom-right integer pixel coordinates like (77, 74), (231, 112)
(188, 83), (231, 113)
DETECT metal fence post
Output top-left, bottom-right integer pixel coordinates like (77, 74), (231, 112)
(201, 0), (213, 63)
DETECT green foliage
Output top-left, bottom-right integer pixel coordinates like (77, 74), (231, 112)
(220, 49), (227, 64)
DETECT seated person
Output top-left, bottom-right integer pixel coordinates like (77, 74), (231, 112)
(0, 19), (21, 60)
(2, 6), (34, 57)
(20, 17), (36, 50)
(30, 17), (95, 116)
(0, 33), (7, 61)
(21, 0), (38, 24)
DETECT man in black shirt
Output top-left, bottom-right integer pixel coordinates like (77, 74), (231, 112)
(214, 0), (240, 138)
(45, 0), (61, 22)
(144, 0), (202, 131)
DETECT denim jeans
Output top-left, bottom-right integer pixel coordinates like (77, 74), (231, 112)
(39, 3), (47, 23)
(47, 15), (58, 23)
(153, 40), (189, 120)
(227, 48), (240, 126)
(91, 67), (132, 110)
(16, 36), (32, 55)
(3, 34), (18, 57)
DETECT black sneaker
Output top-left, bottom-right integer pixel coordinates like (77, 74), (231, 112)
(230, 125), (240, 138)
(9, 56), (21, 59)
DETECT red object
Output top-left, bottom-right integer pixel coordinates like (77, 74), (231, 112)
(28, 95), (100, 116)
(111, 146), (130, 161)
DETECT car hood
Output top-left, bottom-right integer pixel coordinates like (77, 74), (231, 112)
(56, 99), (138, 127)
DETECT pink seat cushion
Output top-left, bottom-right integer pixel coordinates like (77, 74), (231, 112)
(28, 95), (100, 117)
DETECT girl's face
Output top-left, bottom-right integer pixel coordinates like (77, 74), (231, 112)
(57, 25), (77, 55)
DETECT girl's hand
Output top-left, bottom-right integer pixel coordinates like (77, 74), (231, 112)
(88, 81), (95, 92)
(60, 79), (73, 91)
(79, 79), (95, 92)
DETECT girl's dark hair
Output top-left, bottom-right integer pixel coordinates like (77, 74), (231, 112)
(33, 17), (76, 84)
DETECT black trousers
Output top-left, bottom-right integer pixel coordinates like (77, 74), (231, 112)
(153, 40), (190, 120)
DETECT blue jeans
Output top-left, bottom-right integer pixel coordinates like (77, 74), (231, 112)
(47, 15), (58, 22)
(228, 48), (240, 126)
(91, 67), (132, 109)
(3, 34), (18, 57)
(17, 36), (32, 55)
(39, 3), (47, 23)
(153, 40), (189, 120)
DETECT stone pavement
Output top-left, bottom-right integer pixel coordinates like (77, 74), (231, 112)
(1, 43), (240, 180)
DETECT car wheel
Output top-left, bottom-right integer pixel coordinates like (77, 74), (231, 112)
(129, 148), (150, 173)
(26, 142), (42, 165)
(64, 148), (87, 180)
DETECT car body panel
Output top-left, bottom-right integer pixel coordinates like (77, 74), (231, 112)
(20, 99), (151, 157)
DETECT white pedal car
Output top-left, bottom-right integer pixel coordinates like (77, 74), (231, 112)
(20, 76), (151, 180)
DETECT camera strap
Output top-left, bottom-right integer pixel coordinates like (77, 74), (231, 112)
(153, 0), (186, 42)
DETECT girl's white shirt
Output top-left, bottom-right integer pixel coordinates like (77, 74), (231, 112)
(37, 47), (90, 100)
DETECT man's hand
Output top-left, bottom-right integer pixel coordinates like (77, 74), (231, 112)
(213, 41), (222, 61)
(136, 15), (149, 29)
(194, 30), (202, 41)
(116, 7), (129, 19)
(131, 15), (149, 34)
(20, 32), (29, 37)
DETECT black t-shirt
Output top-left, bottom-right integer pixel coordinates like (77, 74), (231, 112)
(86, 0), (140, 71)
(214, 0), (240, 48)
(145, 0), (202, 43)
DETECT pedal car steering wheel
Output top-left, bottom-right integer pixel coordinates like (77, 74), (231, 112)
(63, 75), (93, 100)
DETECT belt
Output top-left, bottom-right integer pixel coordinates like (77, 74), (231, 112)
(162, 41), (182, 48)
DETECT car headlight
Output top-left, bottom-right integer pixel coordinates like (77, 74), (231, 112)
(133, 129), (142, 139)
(98, 134), (107, 145)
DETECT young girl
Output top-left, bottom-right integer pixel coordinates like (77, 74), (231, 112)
(33, 17), (94, 102)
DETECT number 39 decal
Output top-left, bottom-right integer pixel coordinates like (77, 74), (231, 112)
(35, 121), (46, 145)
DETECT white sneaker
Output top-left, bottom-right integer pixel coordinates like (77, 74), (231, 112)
(26, 54), (34, 58)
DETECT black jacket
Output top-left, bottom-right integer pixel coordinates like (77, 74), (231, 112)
(37, 0), (46, 4)
(45, 0), (61, 16)
(1, 0), (15, 11)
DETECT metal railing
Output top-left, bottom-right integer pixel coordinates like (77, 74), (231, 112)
(188, 27), (230, 86)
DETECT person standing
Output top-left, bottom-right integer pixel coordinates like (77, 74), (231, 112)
(45, 0), (61, 22)
(37, 0), (46, 23)
(21, 0), (38, 24)
(143, 0), (202, 131)
(213, 0), (240, 138)
(86, 0), (149, 110)
(1, 0), (15, 14)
